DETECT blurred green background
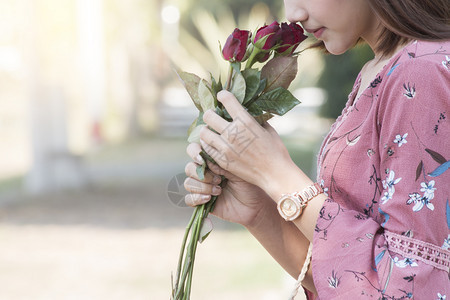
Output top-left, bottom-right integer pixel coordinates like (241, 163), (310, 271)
(0, 0), (371, 299)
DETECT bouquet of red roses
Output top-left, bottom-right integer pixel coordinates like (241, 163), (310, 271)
(172, 21), (307, 300)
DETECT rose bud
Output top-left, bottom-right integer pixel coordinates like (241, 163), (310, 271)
(222, 28), (251, 62)
(253, 21), (281, 50)
(276, 22), (307, 55)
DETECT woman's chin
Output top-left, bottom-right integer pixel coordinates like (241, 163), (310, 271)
(324, 41), (352, 55)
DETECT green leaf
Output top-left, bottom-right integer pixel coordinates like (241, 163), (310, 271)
(196, 162), (206, 181)
(221, 108), (232, 121)
(210, 73), (222, 96)
(187, 112), (205, 136)
(261, 56), (298, 92)
(229, 63), (246, 104)
(242, 68), (261, 105)
(176, 71), (202, 111)
(198, 79), (216, 111)
(249, 87), (300, 116)
(187, 124), (206, 143)
(200, 150), (216, 164)
(199, 217), (213, 243)
(252, 78), (267, 100)
(246, 102), (264, 116)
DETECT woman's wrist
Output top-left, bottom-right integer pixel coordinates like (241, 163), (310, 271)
(261, 160), (326, 241)
(263, 161), (314, 204)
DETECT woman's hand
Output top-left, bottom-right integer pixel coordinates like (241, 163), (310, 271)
(184, 142), (272, 227)
(199, 90), (308, 199)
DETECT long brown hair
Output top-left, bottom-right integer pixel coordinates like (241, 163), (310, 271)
(314, 0), (450, 56)
(369, 0), (450, 55)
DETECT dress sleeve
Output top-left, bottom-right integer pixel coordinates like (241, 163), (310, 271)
(309, 56), (450, 299)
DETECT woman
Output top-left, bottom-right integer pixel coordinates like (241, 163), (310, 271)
(184, 0), (450, 298)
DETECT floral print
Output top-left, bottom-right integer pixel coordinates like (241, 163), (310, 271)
(309, 41), (450, 299)
(442, 55), (450, 70)
(405, 180), (436, 212)
(437, 293), (447, 300)
(421, 180), (436, 199)
(443, 235), (450, 250)
(381, 170), (401, 204)
(393, 257), (418, 268)
(393, 133), (408, 147)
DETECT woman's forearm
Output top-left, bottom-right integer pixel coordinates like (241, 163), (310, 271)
(244, 199), (317, 294)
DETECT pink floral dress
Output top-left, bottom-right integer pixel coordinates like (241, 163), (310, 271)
(307, 40), (450, 299)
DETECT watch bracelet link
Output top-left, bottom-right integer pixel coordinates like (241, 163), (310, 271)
(295, 182), (323, 203)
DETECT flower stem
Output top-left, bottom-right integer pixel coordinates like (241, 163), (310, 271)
(244, 47), (261, 69)
(225, 64), (233, 91)
(184, 206), (204, 299)
(174, 206), (201, 299)
(173, 207), (198, 297)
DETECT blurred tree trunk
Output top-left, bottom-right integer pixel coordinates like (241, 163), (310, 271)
(318, 45), (373, 119)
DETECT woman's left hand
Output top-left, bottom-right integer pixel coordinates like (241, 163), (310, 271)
(199, 90), (299, 192)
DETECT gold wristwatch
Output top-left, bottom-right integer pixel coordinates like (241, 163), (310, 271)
(277, 183), (323, 221)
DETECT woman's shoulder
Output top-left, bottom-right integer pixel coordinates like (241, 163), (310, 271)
(375, 40), (449, 120)
(380, 40), (449, 84)
(393, 40), (450, 71)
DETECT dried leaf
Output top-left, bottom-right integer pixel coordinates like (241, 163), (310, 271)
(187, 113), (205, 136)
(253, 113), (274, 125)
(198, 79), (216, 111)
(425, 148), (447, 164)
(199, 217), (213, 243)
(261, 56), (298, 92)
(230, 69), (246, 104)
(176, 71), (202, 111)
(187, 124), (206, 143)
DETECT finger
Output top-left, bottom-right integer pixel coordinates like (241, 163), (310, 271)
(200, 138), (230, 169)
(185, 162), (222, 184)
(186, 143), (204, 165)
(203, 109), (229, 134)
(199, 127), (228, 161)
(217, 90), (252, 122)
(184, 177), (222, 196)
(185, 193), (211, 207)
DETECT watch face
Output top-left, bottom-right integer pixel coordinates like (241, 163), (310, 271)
(281, 198), (297, 217)
(278, 195), (302, 221)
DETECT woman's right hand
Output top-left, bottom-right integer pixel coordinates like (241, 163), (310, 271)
(184, 143), (273, 227)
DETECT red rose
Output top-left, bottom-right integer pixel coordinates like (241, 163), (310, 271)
(254, 21), (281, 50)
(276, 22), (307, 55)
(222, 28), (251, 62)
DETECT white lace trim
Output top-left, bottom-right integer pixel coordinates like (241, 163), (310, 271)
(385, 231), (450, 273)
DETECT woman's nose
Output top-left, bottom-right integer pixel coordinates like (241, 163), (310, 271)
(284, 0), (308, 23)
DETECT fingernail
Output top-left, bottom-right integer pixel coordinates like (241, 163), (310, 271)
(201, 195), (211, 202)
(196, 154), (205, 165)
(212, 186), (221, 195)
(213, 175), (221, 184)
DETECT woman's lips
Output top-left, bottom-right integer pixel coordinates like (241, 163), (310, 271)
(305, 27), (325, 39)
(312, 27), (325, 39)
